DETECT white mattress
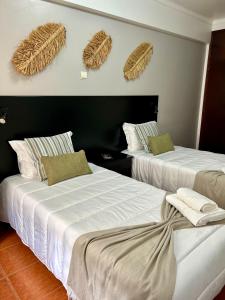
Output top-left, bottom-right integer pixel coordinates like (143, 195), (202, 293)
(123, 146), (225, 192)
(0, 163), (225, 300)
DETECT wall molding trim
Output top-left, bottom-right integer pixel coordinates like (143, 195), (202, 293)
(155, 0), (211, 24)
(212, 18), (225, 31)
(45, 0), (212, 43)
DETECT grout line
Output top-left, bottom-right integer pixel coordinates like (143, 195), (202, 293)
(0, 260), (20, 299)
(0, 241), (21, 251)
(42, 285), (66, 299)
(5, 276), (21, 300)
(6, 261), (39, 278)
(0, 263), (6, 281)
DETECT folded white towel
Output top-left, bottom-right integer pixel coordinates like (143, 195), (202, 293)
(177, 188), (218, 213)
(166, 194), (225, 227)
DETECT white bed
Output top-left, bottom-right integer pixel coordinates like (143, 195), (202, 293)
(123, 146), (225, 193)
(1, 163), (225, 300)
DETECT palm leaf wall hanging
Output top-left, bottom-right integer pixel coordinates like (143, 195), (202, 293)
(123, 42), (153, 80)
(12, 23), (66, 76)
(83, 30), (112, 69)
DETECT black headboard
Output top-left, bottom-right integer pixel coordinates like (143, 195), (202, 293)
(0, 96), (158, 181)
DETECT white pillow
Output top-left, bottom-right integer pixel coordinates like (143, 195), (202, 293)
(135, 121), (159, 151)
(9, 140), (38, 179)
(123, 123), (143, 152)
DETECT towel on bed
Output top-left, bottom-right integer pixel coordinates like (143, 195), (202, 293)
(67, 197), (225, 300)
(177, 188), (218, 212)
(166, 194), (225, 226)
(194, 171), (225, 210)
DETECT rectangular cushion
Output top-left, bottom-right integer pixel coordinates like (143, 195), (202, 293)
(148, 133), (174, 155)
(41, 150), (92, 186)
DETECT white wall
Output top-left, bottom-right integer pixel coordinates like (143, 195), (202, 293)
(0, 0), (205, 147)
(47, 0), (212, 43)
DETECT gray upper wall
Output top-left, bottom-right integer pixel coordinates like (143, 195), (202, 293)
(0, 0), (205, 147)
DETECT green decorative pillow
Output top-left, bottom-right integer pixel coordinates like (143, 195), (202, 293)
(41, 150), (92, 186)
(148, 133), (174, 155)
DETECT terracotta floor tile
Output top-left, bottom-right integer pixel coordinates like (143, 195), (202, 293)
(0, 225), (20, 250)
(0, 279), (18, 300)
(0, 264), (6, 280)
(42, 286), (68, 300)
(0, 242), (38, 275)
(9, 261), (61, 300)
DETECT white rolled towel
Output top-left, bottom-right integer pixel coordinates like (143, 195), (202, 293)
(177, 188), (218, 213)
(166, 194), (225, 227)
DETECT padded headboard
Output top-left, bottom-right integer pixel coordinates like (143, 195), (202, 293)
(0, 96), (158, 181)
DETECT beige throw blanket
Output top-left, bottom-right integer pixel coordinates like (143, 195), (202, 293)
(194, 171), (225, 210)
(67, 200), (194, 300)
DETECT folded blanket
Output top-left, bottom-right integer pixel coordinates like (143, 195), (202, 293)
(68, 198), (193, 300)
(177, 188), (218, 213)
(166, 194), (225, 226)
(194, 171), (225, 210)
(68, 198), (225, 300)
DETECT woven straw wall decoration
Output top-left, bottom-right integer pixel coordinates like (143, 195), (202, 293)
(123, 42), (153, 80)
(12, 23), (66, 76)
(83, 30), (112, 69)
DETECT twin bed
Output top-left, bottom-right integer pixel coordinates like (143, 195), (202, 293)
(0, 96), (225, 300)
(1, 165), (225, 300)
(123, 146), (225, 192)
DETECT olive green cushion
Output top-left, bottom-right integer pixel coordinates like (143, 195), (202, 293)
(41, 150), (92, 186)
(148, 133), (174, 155)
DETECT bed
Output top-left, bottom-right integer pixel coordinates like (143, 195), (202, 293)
(123, 146), (225, 193)
(1, 96), (225, 300)
(1, 164), (225, 300)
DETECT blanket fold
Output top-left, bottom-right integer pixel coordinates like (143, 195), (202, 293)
(177, 188), (218, 212)
(67, 196), (225, 300)
(68, 199), (193, 300)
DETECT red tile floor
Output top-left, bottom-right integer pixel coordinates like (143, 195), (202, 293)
(0, 223), (67, 300)
(1, 222), (225, 300)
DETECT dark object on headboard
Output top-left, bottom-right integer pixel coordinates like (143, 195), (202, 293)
(0, 96), (158, 181)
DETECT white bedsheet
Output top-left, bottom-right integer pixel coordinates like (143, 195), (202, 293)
(123, 146), (225, 192)
(0, 163), (225, 300)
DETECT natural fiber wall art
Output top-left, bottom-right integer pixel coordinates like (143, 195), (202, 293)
(83, 30), (112, 69)
(123, 42), (153, 80)
(12, 23), (66, 76)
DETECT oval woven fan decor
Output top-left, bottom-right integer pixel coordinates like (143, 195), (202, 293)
(83, 30), (112, 69)
(12, 23), (66, 76)
(123, 42), (153, 80)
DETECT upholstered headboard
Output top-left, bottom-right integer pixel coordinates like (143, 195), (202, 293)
(0, 96), (158, 181)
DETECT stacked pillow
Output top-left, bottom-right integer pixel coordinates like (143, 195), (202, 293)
(123, 121), (159, 152)
(9, 140), (38, 179)
(123, 121), (175, 155)
(9, 131), (92, 185)
(25, 131), (74, 181)
(122, 123), (144, 152)
(135, 121), (159, 151)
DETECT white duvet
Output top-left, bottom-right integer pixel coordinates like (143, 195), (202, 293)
(0, 163), (225, 300)
(123, 146), (225, 193)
